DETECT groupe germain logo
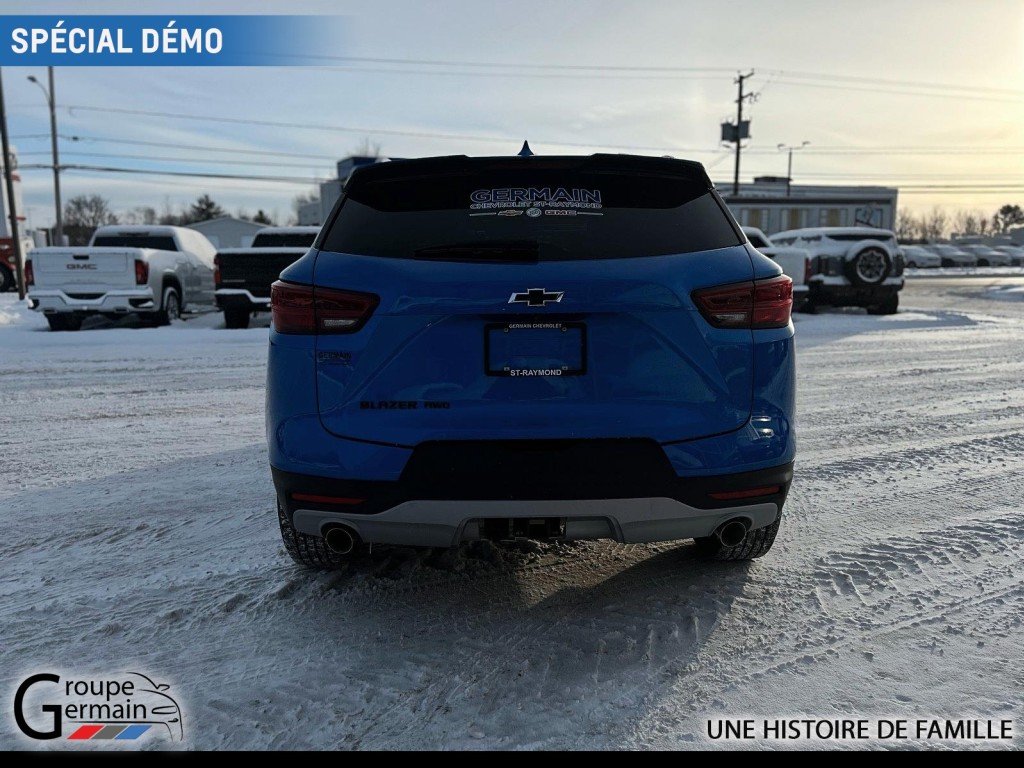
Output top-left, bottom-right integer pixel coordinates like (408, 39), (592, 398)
(13, 672), (183, 744)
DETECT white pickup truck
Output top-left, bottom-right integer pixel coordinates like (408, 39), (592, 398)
(742, 226), (810, 308)
(26, 225), (216, 331)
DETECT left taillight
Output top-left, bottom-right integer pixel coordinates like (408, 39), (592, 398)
(134, 259), (149, 286)
(270, 280), (378, 335)
(25, 259), (34, 287)
(692, 275), (793, 329)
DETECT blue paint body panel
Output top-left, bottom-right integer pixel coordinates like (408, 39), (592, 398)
(267, 243), (796, 480)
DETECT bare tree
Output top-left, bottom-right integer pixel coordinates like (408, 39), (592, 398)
(63, 194), (118, 245)
(895, 210), (920, 241)
(922, 207), (949, 241)
(121, 206), (157, 225)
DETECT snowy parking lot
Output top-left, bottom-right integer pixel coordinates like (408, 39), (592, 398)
(1, 276), (1022, 750)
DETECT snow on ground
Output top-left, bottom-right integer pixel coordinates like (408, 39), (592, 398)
(1, 279), (1022, 750)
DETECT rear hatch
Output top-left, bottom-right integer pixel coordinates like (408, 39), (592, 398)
(312, 155), (755, 446)
(29, 247), (135, 294)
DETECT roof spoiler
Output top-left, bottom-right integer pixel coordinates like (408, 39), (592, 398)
(346, 153), (712, 188)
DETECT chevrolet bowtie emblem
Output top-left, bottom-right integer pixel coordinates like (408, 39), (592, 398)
(508, 288), (564, 307)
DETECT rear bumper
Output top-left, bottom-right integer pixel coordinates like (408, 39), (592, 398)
(215, 288), (270, 312)
(28, 288), (155, 314)
(807, 280), (902, 306)
(273, 461), (792, 547)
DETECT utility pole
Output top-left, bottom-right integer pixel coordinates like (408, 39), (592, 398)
(28, 67), (62, 245)
(778, 141), (810, 197)
(732, 70), (755, 196)
(0, 67), (27, 300)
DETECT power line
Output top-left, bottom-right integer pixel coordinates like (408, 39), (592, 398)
(766, 78), (1024, 104)
(18, 149), (336, 170)
(56, 164), (319, 184)
(59, 104), (725, 154)
(13, 130), (1021, 159)
(301, 56), (1024, 98)
(52, 133), (341, 161)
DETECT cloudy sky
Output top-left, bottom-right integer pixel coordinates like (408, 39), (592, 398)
(3, 0), (1022, 228)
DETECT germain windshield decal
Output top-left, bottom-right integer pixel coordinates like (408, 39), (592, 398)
(469, 188), (603, 211)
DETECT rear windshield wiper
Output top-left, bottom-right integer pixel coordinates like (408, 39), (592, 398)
(414, 240), (539, 264)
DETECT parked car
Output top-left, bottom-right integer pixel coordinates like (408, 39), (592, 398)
(268, 153), (796, 567)
(26, 225), (216, 331)
(215, 226), (320, 328)
(743, 226), (810, 306)
(923, 244), (976, 267)
(770, 227), (904, 314)
(900, 244), (941, 269)
(993, 244), (1024, 266)
(956, 243), (1014, 267)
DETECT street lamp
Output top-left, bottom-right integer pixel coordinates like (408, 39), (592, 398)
(777, 141), (810, 197)
(27, 68), (62, 245)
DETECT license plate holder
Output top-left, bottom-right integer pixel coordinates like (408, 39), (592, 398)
(485, 321), (586, 377)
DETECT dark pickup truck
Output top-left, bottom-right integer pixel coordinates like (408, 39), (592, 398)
(214, 226), (320, 328)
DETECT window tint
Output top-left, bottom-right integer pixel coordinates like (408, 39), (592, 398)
(92, 235), (178, 251)
(252, 232), (317, 248)
(321, 167), (742, 261)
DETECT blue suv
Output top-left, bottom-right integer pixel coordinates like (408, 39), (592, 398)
(266, 153), (795, 567)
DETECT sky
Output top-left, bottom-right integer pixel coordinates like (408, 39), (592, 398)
(2, 0), (1023, 228)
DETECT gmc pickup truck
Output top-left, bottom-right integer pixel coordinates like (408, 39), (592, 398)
(214, 226), (319, 329)
(26, 225), (216, 331)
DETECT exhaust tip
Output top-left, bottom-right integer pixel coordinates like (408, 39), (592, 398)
(716, 519), (750, 548)
(323, 525), (358, 556)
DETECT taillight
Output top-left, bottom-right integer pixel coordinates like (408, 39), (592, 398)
(134, 259), (149, 286)
(692, 275), (793, 329)
(270, 280), (378, 335)
(25, 259), (34, 287)
(213, 255), (221, 287)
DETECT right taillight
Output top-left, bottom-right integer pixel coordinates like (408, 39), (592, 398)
(692, 275), (793, 329)
(25, 259), (34, 287)
(134, 259), (149, 286)
(270, 280), (378, 335)
(213, 255), (221, 287)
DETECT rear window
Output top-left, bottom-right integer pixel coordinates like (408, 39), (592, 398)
(251, 232), (317, 248)
(321, 167), (741, 261)
(92, 235), (178, 251)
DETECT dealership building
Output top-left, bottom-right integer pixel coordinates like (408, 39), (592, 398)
(718, 176), (898, 234)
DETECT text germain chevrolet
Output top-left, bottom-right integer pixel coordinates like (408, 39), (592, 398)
(267, 153), (796, 568)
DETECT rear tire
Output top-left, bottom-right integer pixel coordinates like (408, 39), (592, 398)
(152, 287), (181, 327)
(278, 505), (354, 569)
(694, 516), (782, 561)
(46, 314), (83, 332)
(224, 308), (250, 329)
